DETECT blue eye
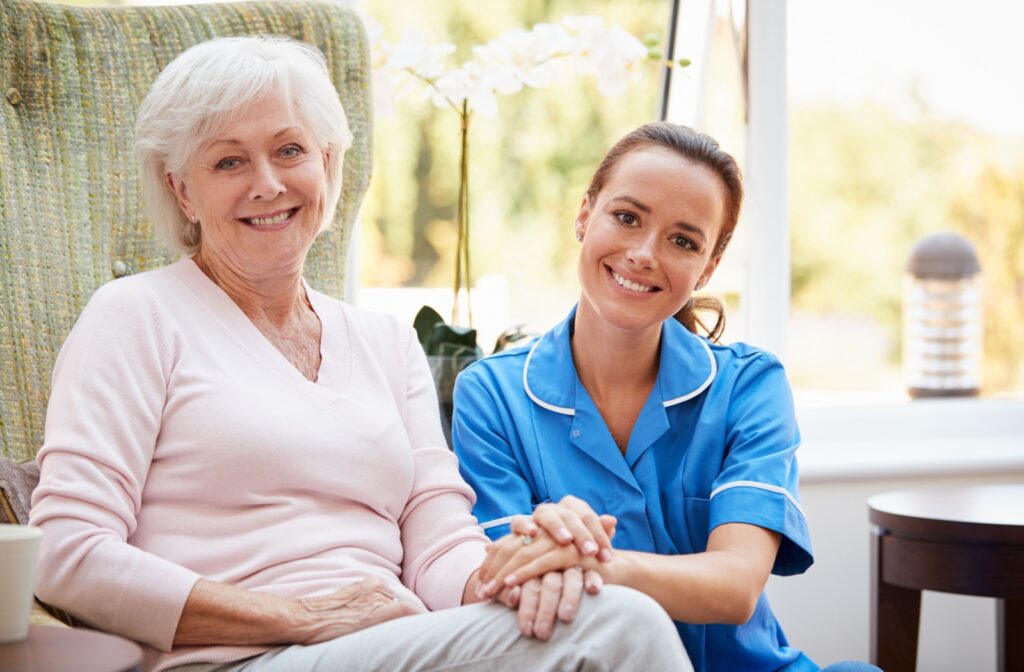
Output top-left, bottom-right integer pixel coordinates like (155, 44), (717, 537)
(615, 212), (638, 226)
(215, 157), (242, 170)
(280, 144), (304, 158)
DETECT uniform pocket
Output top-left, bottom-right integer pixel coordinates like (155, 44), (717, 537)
(683, 496), (711, 553)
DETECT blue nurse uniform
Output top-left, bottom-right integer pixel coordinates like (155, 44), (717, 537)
(453, 306), (818, 672)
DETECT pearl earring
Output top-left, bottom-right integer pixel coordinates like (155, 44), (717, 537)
(190, 215), (198, 225)
(575, 230), (583, 242)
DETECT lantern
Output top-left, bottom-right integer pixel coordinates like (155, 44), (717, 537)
(904, 232), (982, 398)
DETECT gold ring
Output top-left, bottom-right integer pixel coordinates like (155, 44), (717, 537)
(520, 534), (533, 546)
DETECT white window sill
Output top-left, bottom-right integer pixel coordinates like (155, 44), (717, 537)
(795, 397), (1024, 483)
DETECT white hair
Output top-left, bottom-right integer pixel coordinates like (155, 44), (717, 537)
(135, 36), (353, 255)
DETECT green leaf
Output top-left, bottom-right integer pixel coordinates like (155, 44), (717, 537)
(642, 32), (661, 48)
(647, 48), (662, 60)
(413, 305), (445, 348)
(677, 58), (692, 68)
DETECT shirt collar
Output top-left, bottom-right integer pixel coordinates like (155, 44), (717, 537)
(523, 305), (717, 414)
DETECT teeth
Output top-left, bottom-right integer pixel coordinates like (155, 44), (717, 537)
(612, 270), (654, 293)
(248, 209), (293, 227)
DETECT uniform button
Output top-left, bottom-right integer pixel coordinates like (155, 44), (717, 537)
(5, 88), (21, 106)
(571, 429), (581, 438)
(111, 260), (129, 277)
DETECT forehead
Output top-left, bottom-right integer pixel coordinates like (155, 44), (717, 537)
(199, 91), (307, 149)
(600, 146), (727, 226)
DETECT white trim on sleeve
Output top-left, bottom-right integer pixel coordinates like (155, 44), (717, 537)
(479, 515), (521, 531)
(709, 480), (806, 517)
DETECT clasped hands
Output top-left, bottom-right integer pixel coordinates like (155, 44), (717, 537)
(476, 496), (617, 640)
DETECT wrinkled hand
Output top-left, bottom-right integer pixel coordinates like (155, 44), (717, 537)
(514, 566), (604, 640)
(528, 497), (617, 563)
(289, 576), (425, 644)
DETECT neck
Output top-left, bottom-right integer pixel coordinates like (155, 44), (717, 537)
(571, 299), (661, 402)
(192, 251), (308, 327)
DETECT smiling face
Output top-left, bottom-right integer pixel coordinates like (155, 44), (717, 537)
(168, 91), (329, 279)
(575, 145), (727, 336)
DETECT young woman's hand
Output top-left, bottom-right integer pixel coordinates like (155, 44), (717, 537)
(524, 496), (617, 563)
(476, 519), (610, 599)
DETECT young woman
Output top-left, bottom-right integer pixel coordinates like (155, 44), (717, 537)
(453, 123), (875, 671)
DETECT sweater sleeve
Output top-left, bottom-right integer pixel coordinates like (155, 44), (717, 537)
(395, 327), (488, 611)
(29, 281), (201, 651)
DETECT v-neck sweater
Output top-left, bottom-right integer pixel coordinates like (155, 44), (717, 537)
(30, 258), (488, 672)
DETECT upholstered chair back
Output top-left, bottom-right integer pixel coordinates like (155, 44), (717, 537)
(0, 0), (372, 462)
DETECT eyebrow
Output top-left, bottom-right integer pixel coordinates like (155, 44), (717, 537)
(203, 127), (302, 150)
(609, 195), (708, 242)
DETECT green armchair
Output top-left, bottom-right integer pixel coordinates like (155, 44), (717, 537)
(0, 0), (373, 623)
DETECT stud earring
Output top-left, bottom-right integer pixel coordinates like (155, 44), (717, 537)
(189, 215), (198, 225)
(575, 231), (583, 242)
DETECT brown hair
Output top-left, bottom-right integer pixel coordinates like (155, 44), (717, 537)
(586, 122), (743, 342)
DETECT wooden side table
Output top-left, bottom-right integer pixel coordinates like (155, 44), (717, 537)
(0, 624), (143, 672)
(868, 484), (1024, 672)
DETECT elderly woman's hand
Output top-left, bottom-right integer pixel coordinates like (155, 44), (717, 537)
(289, 576), (425, 644)
(514, 566), (601, 640)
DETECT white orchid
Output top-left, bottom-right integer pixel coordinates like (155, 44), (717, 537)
(471, 24), (573, 89)
(364, 14), (659, 113)
(560, 16), (650, 97)
(429, 61), (515, 119)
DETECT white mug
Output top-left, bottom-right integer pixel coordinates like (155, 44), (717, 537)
(0, 524), (42, 643)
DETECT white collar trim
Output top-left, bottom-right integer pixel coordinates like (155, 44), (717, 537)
(523, 338), (575, 416)
(662, 338), (717, 407)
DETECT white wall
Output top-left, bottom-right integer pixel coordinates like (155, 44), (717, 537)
(767, 398), (1024, 670)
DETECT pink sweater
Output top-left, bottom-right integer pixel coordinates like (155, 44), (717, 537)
(29, 258), (488, 672)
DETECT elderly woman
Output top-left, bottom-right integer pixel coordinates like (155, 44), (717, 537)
(28, 37), (689, 672)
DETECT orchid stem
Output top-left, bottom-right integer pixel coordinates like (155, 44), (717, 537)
(452, 101), (472, 326)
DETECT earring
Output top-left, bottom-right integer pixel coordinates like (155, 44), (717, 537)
(575, 230), (583, 242)
(189, 215), (198, 225)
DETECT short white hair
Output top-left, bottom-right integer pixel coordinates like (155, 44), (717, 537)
(135, 36), (353, 255)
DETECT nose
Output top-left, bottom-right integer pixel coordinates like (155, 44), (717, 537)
(625, 231), (658, 269)
(248, 158), (286, 201)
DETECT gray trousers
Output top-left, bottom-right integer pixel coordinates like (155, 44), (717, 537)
(171, 585), (691, 672)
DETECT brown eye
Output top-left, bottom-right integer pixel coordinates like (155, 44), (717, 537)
(615, 212), (638, 226)
(672, 235), (696, 251)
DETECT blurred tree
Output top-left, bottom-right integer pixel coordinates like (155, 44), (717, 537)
(790, 102), (1024, 393)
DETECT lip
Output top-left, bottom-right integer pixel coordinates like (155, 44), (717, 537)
(605, 264), (661, 295)
(238, 206), (299, 232)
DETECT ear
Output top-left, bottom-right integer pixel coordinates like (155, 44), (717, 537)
(166, 172), (194, 220)
(322, 148), (330, 171)
(575, 194), (592, 240)
(698, 254), (722, 290)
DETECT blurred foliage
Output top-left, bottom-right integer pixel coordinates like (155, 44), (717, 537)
(790, 103), (1024, 392)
